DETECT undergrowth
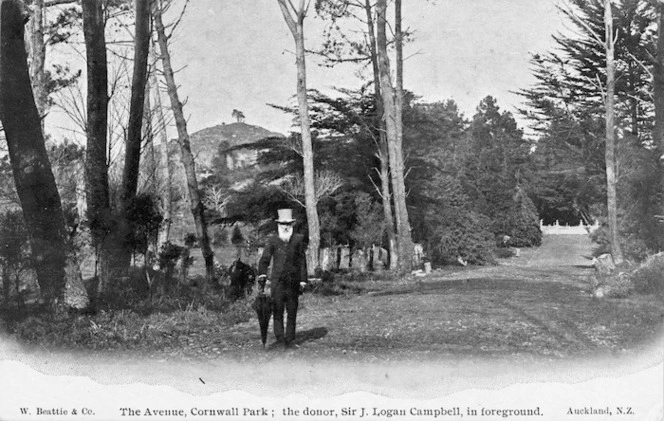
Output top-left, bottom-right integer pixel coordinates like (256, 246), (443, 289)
(592, 253), (664, 300)
(308, 269), (403, 296)
(0, 267), (411, 351)
(1, 278), (254, 351)
(630, 252), (664, 299)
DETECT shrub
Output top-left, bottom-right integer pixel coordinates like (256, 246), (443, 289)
(125, 194), (163, 257)
(231, 225), (245, 246)
(504, 195), (542, 247)
(211, 226), (229, 246)
(630, 252), (664, 298)
(184, 233), (198, 247)
(430, 211), (496, 265)
(591, 225), (659, 262)
(349, 192), (385, 252)
(158, 241), (185, 273)
(597, 273), (634, 299)
(620, 235), (650, 262)
(494, 247), (516, 259)
(93, 268), (151, 310)
(589, 225), (611, 256)
(411, 175), (496, 266)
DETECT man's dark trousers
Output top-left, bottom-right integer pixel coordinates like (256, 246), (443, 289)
(272, 280), (298, 344)
(258, 232), (307, 346)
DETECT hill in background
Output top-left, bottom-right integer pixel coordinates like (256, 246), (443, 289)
(188, 122), (284, 172)
(167, 121), (284, 244)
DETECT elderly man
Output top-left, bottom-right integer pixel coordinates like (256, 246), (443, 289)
(257, 209), (308, 349)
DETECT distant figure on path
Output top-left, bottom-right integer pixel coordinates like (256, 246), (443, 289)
(257, 209), (308, 349)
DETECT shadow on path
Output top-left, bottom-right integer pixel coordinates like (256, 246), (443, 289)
(295, 327), (328, 346)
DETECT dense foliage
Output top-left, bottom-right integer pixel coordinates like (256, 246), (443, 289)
(519, 0), (664, 260)
(405, 96), (541, 264)
(203, 90), (543, 266)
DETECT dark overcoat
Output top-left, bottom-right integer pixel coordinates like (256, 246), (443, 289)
(258, 233), (308, 292)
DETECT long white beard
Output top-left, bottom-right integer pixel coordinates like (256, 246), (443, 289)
(278, 226), (293, 242)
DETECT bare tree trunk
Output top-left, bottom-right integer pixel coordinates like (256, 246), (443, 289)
(0, 0), (68, 308)
(151, 67), (172, 250)
(604, 0), (623, 264)
(25, 0), (47, 130)
(277, 0), (320, 274)
(153, 1), (216, 282)
(393, 0), (413, 269)
(364, 0), (397, 271)
(376, 0), (413, 271)
(82, 0), (113, 294)
(378, 142), (397, 269)
(100, 0), (152, 277)
(395, 0), (404, 148)
(22, 0), (88, 308)
(121, 0), (151, 206)
(138, 73), (155, 194)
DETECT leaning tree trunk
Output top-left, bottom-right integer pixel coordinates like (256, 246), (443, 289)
(153, 2), (216, 282)
(150, 65), (172, 250)
(0, 0), (69, 308)
(604, 0), (623, 264)
(104, 0), (152, 275)
(365, 0), (397, 270)
(138, 73), (155, 195)
(121, 0), (151, 207)
(23, 0), (89, 308)
(376, 0), (413, 271)
(277, 0), (321, 274)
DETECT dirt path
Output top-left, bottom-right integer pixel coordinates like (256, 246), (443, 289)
(2, 234), (662, 401)
(523, 234), (595, 268)
(6, 235), (661, 367)
(113, 234), (660, 364)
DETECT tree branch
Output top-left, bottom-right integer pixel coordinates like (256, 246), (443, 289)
(562, 0), (605, 48)
(278, 0), (298, 34)
(369, 168), (384, 199)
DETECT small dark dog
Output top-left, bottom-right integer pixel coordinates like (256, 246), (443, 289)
(228, 258), (256, 301)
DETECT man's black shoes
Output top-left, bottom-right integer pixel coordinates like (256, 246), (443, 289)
(285, 341), (299, 350)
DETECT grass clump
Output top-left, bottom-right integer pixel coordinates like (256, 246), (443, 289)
(2, 273), (256, 352)
(630, 252), (664, 299)
(592, 252), (664, 300)
(494, 247), (516, 259)
(307, 269), (403, 296)
(597, 273), (634, 299)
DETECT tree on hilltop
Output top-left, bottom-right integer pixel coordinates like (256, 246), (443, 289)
(232, 109), (245, 123)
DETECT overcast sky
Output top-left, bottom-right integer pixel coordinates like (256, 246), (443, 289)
(40, 0), (567, 141)
(155, 0), (566, 136)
